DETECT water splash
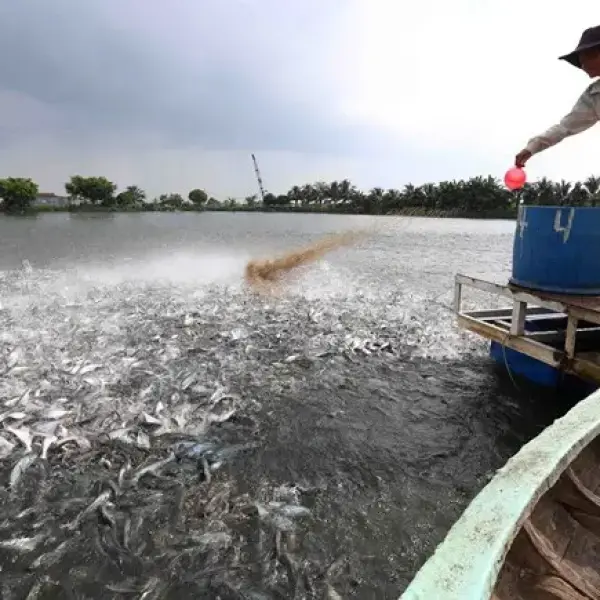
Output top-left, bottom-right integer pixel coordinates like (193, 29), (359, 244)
(0, 243), (482, 596)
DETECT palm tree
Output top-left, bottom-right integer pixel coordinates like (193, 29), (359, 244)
(554, 180), (572, 206)
(584, 176), (600, 206)
(115, 185), (146, 207)
(260, 172), (600, 216)
(382, 188), (403, 213)
(533, 178), (556, 205)
(328, 179), (355, 205)
(569, 182), (588, 206)
(287, 186), (302, 207)
(126, 185), (145, 204)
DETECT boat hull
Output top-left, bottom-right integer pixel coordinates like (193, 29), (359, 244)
(401, 386), (600, 599)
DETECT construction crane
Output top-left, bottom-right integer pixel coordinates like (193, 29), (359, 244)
(251, 153), (266, 202)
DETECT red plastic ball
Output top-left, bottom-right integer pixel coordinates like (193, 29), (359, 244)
(504, 167), (526, 190)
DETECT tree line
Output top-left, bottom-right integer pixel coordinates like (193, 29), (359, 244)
(1, 174), (600, 217)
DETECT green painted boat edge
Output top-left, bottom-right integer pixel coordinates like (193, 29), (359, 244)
(400, 386), (600, 600)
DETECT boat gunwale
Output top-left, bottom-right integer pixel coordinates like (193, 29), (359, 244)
(400, 386), (600, 600)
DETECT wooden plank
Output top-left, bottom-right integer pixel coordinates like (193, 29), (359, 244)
(453, 278), (462, 313)
(457, 315), (562, 368)
(466, 307), (558, 320)
(569, 306), (600, 327)
(571, 357), (600, 383)
(455, 274), (566, 312)
(458, 315), (600, 384)
(528, 327), (600, 345)
(456, 273), (600, 329)
(565, 315), (578, 359)
(510, 301), (527, 336)
(468, 308), (513, 319)
(526, 311), (567, 321)
(526, 332), (564, 345)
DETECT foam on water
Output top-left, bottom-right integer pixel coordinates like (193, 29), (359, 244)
(73, 250), (250, 288)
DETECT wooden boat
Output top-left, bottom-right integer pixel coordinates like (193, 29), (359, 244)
(401, 386), (600, 600)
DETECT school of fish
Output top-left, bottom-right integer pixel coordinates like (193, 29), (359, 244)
(0, 235), (478, 598)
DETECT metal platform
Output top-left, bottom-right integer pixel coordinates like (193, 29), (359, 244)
(454, 274), (600, 384)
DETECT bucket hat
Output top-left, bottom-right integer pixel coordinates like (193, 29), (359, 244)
(559, 25), (600, 68)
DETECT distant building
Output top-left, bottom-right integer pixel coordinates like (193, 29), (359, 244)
(35, 192), (70, 207)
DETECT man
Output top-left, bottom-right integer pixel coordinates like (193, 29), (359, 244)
(515, 25), (600, 168)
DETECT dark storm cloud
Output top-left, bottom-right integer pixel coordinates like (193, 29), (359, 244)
(0, 0), (400, 155)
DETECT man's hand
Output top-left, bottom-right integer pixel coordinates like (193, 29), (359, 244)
(515, 149), (532, 168)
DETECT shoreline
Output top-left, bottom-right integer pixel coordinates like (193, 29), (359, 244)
(2, 174), (597, 219)
(12, 204), (519, 220)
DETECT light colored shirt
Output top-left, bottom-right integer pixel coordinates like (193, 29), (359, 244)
(525, 79), (600, 155)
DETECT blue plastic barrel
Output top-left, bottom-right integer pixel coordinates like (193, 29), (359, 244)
(510, 205), (600, 295)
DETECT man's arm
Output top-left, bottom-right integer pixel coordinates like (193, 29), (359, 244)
(525, 89), (599, 156)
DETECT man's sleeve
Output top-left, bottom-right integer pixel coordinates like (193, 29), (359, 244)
(525, 89), (599, 155)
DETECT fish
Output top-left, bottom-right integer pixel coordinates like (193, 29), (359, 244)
(5, 426), (34, 452)
(0, 435), (16, 458)
(130, 454), (176, 485)
(136, 430), (151, 449)
(64, 489), (112, 531)
(123, 515), (133, 550)
(43, 408), (72, 420)
(10, 388), (31, 408)
(0, 534), (45, 552)
(10, 453), (37, 488)
(187, 531), (233, 551)
(29, 539), (72, 570)
(24, 578), (50, 600)
(0, 255), (396, 596)
(5, 349), (20, 371)
(325, 584), (344, 600)
(40, 435), (57, 459)
(77, 363), (103, 375)
(267, 502), (311, 518)
(106, 577), (165, 597)
(118, 460), (132, 489)
(174, 441), (217, 460)
(53, 435), (92, 452)
(139, 411), (162, 426)
(0, 411), (28, 423)
(174, 441), (259, 472)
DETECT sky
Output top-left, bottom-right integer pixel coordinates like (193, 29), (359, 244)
(0, 0), (599, 199)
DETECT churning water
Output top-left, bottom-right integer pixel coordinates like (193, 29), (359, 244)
(0, 212), (573, 598)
